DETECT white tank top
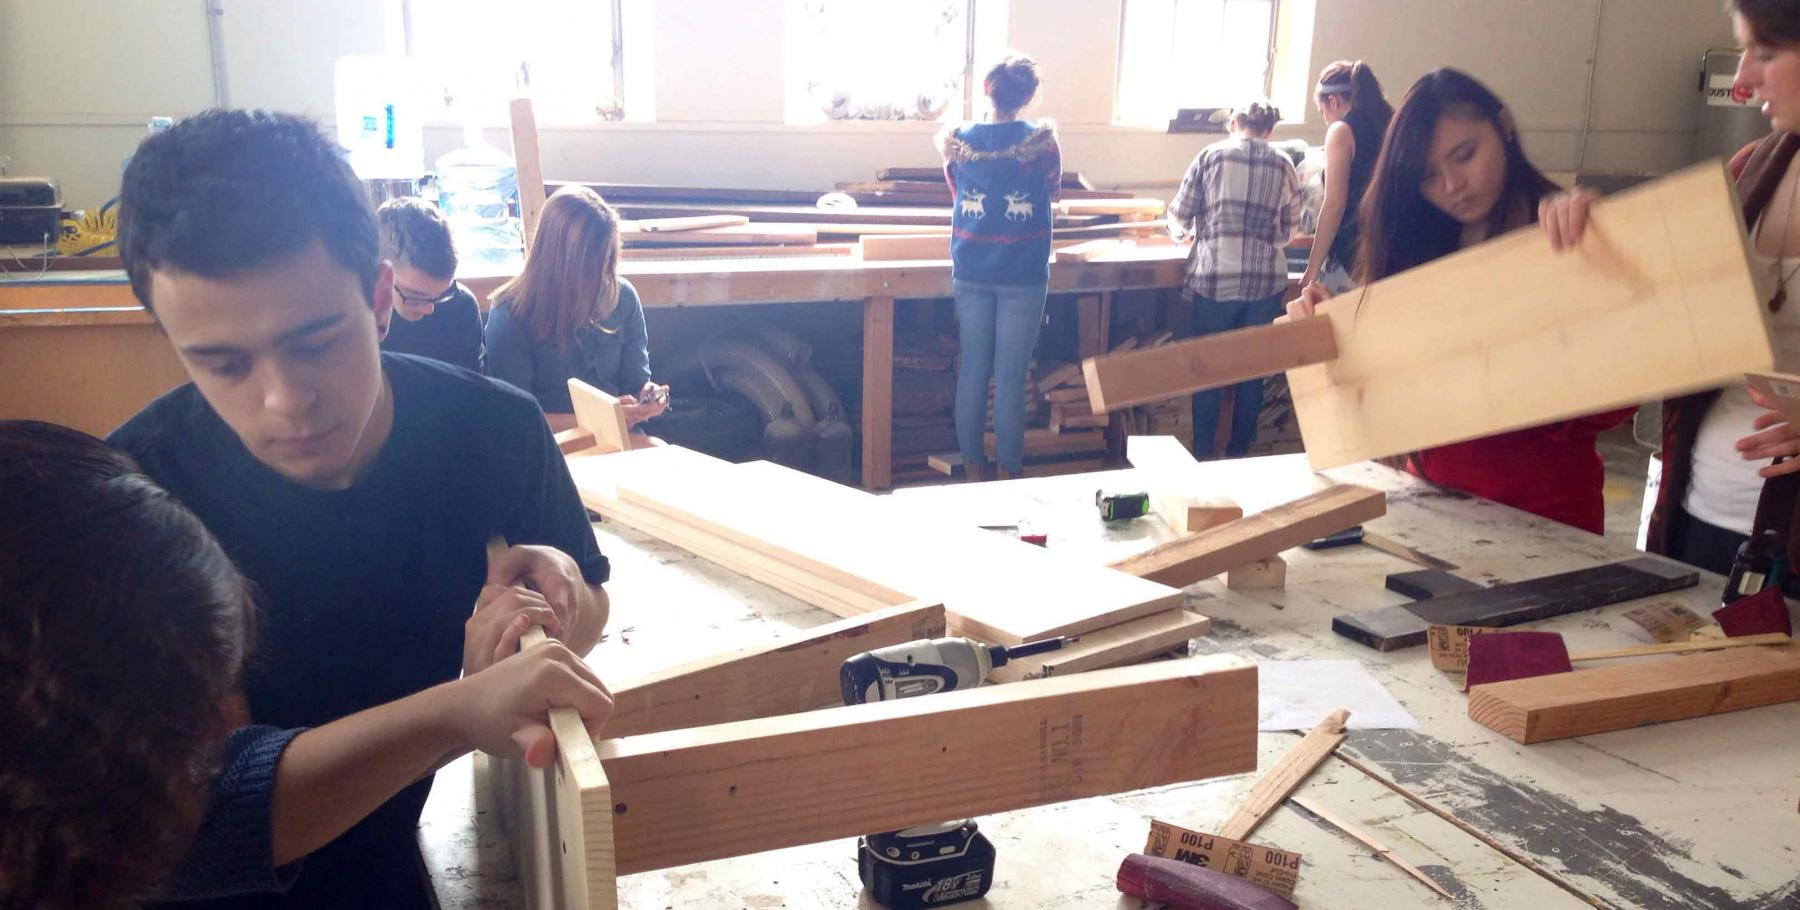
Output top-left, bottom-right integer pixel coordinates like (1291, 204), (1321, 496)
(1683, 247), (1800, 533)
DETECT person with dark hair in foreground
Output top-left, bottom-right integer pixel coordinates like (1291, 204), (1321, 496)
(0, 420), (612, 910)
(109, 109), (612, 909)
(937, 53), (1062, 481)
(376, 197), (484, 373)
(1287, 69), (1631, 535)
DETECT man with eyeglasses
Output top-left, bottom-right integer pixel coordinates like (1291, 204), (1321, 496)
(376, 197), (484, 373)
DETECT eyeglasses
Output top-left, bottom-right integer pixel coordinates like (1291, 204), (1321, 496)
(395, 284), (458, 307)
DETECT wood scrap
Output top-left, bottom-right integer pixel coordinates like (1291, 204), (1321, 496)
(1057, 198), (1167, 217)
(1467, 641), (1800, 743)
(1571, 631), (1791, 662)
(625, 214), (750, 232)
(1226, 556), (1286, 590)
(568, 379), (631, 454)
(987, 609), (1211, 682)
(621, 243), (856, 261)
(607, 602), (946, 737)
(1109, 485), (1386, 588)
(925, 451), (1108, 479)
(1333, 557), (1700, 651)
(1055, 238), (1127, 262)
(1386, 569), (1482, 601)
(554, 428), (597, 455)
(984, 427), (1106, 458)
(619, 222), (818, 246)
(1217, 708), (1349, 841)
(1289, 795), (1454, 900)
(1036, 362), (1084, 392)
(598, 655), (1259, 873)
(508, 98), (547, 253)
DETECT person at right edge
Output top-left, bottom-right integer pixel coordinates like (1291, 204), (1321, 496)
(1288, 69), (1632, 535)
(1543, 0), (1800, 611)
(938, 53), (1061, 482)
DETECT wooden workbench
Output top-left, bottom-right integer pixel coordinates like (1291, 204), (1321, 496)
(417, 458), (1800, 909)
(0, 248), (1184, 487)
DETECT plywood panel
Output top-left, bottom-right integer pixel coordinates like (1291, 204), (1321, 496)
(1288, 161), (1772, 470)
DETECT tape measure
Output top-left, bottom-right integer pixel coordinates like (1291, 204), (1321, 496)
(1096, 490), (1150, 522)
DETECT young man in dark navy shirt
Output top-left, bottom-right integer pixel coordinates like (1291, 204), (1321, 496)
(376, 197), (485, 373)
(110, 109), (611, 910)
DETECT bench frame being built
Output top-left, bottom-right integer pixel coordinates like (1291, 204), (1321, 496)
(505, 384), (1389, 908)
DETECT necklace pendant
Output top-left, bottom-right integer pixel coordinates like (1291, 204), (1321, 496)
(1775, 286), (1788, 312)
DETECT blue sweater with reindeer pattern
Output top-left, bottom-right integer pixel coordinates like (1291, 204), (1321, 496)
(938, 119), (1061, 286)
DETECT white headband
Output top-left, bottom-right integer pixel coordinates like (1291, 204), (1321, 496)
(1316, 83), (1353, 97)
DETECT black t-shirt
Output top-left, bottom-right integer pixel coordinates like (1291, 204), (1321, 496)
(112, 352), (607, 910)
(379, 281), (484, 373)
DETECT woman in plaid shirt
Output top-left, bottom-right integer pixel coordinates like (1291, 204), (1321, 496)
(1167, 102), (1303, 458)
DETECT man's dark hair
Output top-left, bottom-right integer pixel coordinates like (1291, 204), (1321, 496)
(118, 109), (382, 311)
(0, 420), (254, 910)
(376, 197), (459, 280)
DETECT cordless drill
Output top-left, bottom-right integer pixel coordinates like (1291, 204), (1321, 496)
(839, 636), (1068, 909)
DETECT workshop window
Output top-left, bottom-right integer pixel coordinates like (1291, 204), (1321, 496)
(785, 0), (977, 124)
(406, 0), (626, 123)
(1115, 0), (1279, 125)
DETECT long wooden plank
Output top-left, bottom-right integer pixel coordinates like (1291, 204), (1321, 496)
(1216, 708), (1349, 841)
(1333, 557), (1699, 652)
(1467, 641), (1800, 743)
(607, 602), (946, 737)
(1108, 485), (1387, 588)
(625, 214), (751, 233)
(597, 655), (1258, 874)
(859, 233), (950, 261)
(620, 222), (818, 246)
(1083, 318), (1339, 413)
(1570, 631), (1791, 662)
(1056, 198), (1166, 217)
(1289, 795), (1455, 900)
(1289, 160), (1773, 470)
(987, 609), (1212, 682)
(1127, 435), (1245, 534)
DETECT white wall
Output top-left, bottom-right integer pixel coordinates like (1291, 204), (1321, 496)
(0, 0), (1738, 211)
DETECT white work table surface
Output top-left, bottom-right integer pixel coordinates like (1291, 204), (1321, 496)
(420, 457), (1800, 910)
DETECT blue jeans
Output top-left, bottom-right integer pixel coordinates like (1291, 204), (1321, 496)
(954, 279), (1048, 473)
(1191, 290), (1288, 458)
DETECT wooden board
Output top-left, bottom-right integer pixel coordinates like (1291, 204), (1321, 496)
(1126, 435), (1246, 534)
(1288, 160), (1773, 470)
(859, 233), (950, 261)
(1108, 485), (1386, 587)
(987, 609), (1212, 682)
(597, 655), (1259, 874)
(568, 379), (630, 454)
(1055, 238), (1126, 262)
(1056, 198), (1167, 217)
(1084, 318), (1339, 413)
(862, 295), (895, 489)
(1385, 568), (1482, 601)
(1333, 556), (1699, 651)
(1467, 641), (1800, 743)
(621, 243), (855, 261)
(1226, 556), (1286, 590)
(625, 214), (751, 233)
(620, 222), (819, 246)
(607, 601), (945, 737)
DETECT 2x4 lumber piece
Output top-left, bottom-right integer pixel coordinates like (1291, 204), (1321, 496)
(1083, 318), (1338, 413)
(859, 233), (951, 261)
(567, 379), (631, 455)
(987, 609), (1212, 682)
(1109, 485), (1387, 588)
(1332, 557), (1699, 652)
(1055, 238), (1127, 262)
(863, 295), (895, 489)
(1056, 198), (1166, 217)
(1126, 435), (1245, 535)
(1288, 160), (1772, 470)
(607, 601), (947, 737)
(598, 655), (1259, 874)
(1467, 641), (1800, 743)
(1226, 556), (1286, 590)
(1216, 708), (1349, 841)
(626, 214), (751, 233)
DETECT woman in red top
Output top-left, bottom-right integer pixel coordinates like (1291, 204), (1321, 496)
(1288, 68), (1631, 534)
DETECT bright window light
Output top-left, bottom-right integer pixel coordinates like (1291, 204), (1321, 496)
(1116, 0), (1277, 125)
(785, 0), (974, 123)
(407, 0), (623, 123)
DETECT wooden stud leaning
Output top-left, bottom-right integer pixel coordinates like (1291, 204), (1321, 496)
(1109, 485), (1386, 588)
(508, 98), (547, 253)
(862, 295), (896, 489)
(1216, 708), (1349, 842)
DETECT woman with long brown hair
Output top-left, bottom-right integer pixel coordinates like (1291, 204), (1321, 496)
(1297, 60), (1393, 293)
(485, 186), (668, 434)
(1544, 0), (1800, 587)
(1289, 69), (1632, 534)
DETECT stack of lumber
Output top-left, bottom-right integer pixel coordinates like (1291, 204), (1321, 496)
(566, 445), (1214, 676)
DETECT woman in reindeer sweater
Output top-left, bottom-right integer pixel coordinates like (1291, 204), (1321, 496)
(938, 54), (1062, 481)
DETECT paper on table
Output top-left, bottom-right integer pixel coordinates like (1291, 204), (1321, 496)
(1258, 660), (1417, 731)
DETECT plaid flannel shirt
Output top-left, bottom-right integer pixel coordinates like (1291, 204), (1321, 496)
(1168, 137), (1303, 301)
